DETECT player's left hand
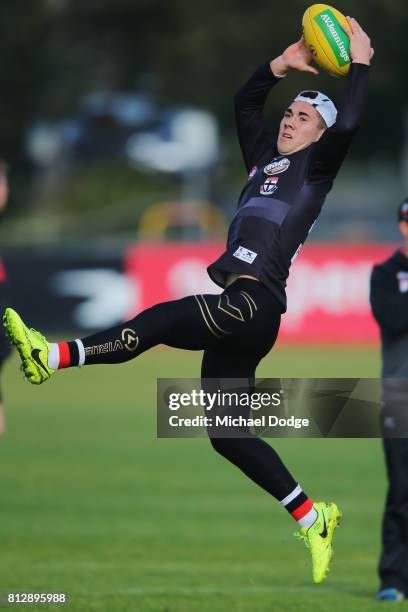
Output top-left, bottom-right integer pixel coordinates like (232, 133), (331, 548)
(343, 17), (374, 65)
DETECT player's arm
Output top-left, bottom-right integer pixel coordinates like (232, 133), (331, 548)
(235, 38), (318, 172)
(370, 266), (408, 337)
(309, 18), (373, 182)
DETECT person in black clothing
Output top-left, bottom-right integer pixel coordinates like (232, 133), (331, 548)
(370, 199), (408, 602)
(0, 160), (11, 436)
(4, 19), (373, 583)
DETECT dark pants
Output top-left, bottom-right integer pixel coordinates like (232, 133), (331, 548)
(379, 437), (408, 593)
(81, 278), (299, 502)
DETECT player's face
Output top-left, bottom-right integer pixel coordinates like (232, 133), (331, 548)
(277, 101), (326, 155)
(0, 174), (9, 210)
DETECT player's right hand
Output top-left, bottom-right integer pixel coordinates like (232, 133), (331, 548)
(271, 37), (319, 77)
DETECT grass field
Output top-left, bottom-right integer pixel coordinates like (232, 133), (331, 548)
(0, 345), (394, 612)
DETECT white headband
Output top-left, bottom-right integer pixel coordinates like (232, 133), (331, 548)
(294, 90), (337, 128)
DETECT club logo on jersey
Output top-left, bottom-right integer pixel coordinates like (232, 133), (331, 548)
(264, 157), (290, 176)
(260, 176), (279, 196)
(397, 271), (408, 293)
(248, 166), (257, 180)
(233, 246), (257, 264)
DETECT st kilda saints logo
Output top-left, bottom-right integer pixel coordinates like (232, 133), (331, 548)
(264, 157), (290, 176)
(121, 327), (139, 352)
(260, 176), (279, 196)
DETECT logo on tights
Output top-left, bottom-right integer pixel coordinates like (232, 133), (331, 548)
(122, 327), (139, 352)
(85, 340), (123, 356)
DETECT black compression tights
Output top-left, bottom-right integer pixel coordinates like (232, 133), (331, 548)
(73, 279), (298, 501)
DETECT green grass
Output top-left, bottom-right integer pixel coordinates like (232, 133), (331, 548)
(0, 346), (392, 611)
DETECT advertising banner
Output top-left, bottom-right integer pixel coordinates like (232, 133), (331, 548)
(3, 242), (394, 341)
(125, 243), (393, 344)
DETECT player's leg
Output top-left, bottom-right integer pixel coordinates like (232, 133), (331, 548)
(201, 347), (341, 584)
(202, 348), (303, 502)
(3, 295), (219, 384)
(5, 286), (271, 383)
(52, 295), (220, 367)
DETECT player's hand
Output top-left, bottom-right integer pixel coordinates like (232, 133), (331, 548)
(343, 17), (374, 65)
(270, 37), (319, 77)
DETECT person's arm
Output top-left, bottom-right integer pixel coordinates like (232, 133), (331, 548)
(370, 266), (408, 337)
(309, 18), (373, 182)
(234, 64), (282, 173)
(235, 38), (318, 172)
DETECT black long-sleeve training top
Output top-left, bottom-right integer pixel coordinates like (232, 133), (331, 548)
(207, 61), (369, 312)
(370, 249), (408, 378)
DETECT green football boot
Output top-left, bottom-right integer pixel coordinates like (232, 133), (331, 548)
(3, 308), (55, 385)
(295, 501), (341, 584)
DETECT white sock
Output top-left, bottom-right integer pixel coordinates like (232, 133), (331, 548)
(48, 344), (60, 369)
(76, 339), (85, 366)
(297, 507), (318, 529)
(280, 483), (318, 528)
(47, 339), (85, 369)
